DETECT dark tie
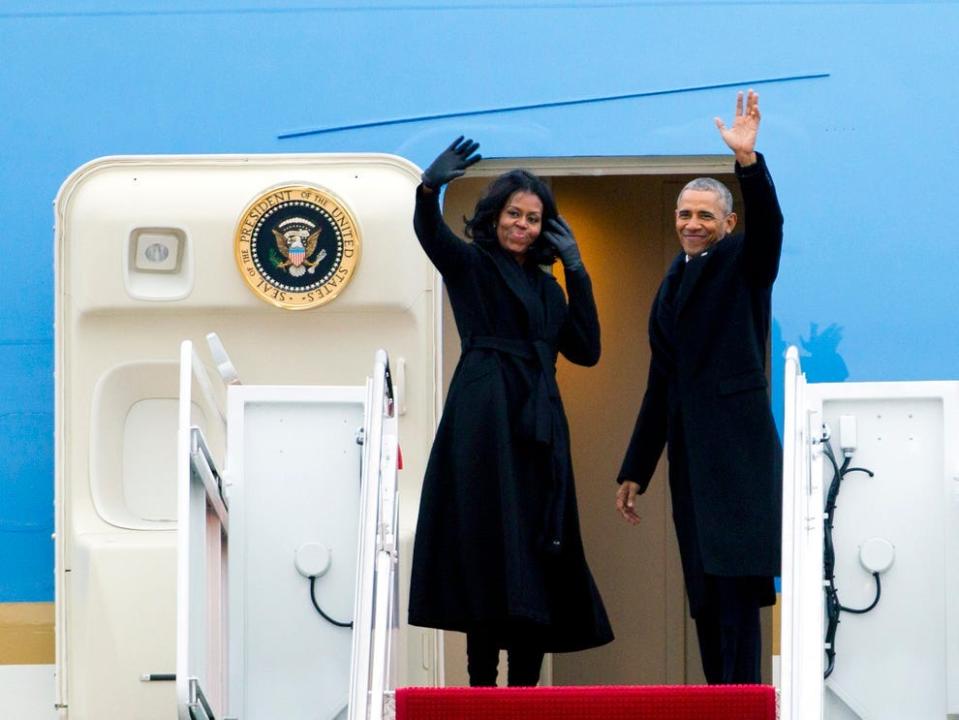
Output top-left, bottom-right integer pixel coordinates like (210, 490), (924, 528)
(656, 262), (685, 352)
(676, 253), (708, 310)
(679, 255), (701, 295)
(666, 261), (686, 305)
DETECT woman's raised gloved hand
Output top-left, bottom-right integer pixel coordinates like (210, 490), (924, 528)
(544, 217), (583, 271)
(421, 136), (481, 190)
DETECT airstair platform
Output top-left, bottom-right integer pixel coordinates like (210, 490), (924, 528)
(395, 685), (777, 720)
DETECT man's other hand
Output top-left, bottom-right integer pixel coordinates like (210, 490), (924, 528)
(616, 481), (642, 525)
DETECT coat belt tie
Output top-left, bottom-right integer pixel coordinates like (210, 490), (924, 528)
(461, 335), (567, 553)
(461, 336), (559, 443)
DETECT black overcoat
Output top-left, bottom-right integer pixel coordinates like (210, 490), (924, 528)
(408, 186), (613, 653)
(619, 155), (784, 588)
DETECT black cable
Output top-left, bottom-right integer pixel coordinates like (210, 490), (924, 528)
(824, 584), (839, 678)
(822, 439), (846, 677)
(840, 572), (881, 614)
(309, 575), (353, 629)
(821, 435), (879, 679)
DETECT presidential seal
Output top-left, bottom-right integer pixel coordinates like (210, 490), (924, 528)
(234, 184), (361, 309)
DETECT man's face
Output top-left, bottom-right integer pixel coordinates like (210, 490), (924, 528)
(675, 189), (737, 257)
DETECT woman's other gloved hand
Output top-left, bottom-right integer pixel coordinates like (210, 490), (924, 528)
(421, 136), (481, 190)
(544, 217), (583, 271)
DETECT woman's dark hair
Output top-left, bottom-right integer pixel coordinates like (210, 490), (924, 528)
(464, 169), (559, 265)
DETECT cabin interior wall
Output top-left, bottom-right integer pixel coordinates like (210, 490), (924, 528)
(551, 174), (687, 685)
(441, 170), (771, 686)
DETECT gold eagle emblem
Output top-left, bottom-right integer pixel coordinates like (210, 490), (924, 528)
(271, 218), (327, 277)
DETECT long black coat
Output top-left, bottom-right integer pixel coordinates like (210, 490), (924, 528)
(619, 155), (784, 591)
(408, 186), (612, 653)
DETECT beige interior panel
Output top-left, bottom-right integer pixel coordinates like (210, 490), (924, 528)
(551, 174), (684, 685)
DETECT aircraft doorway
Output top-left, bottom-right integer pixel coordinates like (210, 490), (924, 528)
(438, 157), (771, 687)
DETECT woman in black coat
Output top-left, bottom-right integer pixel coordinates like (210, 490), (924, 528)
(408, 137), (613, 687)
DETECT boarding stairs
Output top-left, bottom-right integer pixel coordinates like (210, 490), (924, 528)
(176, 335), (398, 720)
(176, 333), (778, 720)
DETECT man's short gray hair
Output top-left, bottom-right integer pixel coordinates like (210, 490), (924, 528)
(678, 177), (734, 215)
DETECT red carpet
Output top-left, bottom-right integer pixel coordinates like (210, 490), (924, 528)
(396, 685), (776, 719)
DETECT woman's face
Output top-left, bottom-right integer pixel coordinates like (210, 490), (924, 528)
(495, 191), (543, 263)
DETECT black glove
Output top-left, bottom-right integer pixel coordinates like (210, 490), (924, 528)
(543, 217), (583, 271)
(421, 136), (481, 190)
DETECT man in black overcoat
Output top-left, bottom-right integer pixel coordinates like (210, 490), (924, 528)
(616, 90), (783, 684)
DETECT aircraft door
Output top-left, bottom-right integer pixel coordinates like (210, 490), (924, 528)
(56, 151), (436, 719)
